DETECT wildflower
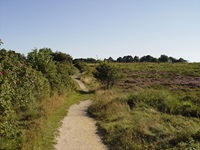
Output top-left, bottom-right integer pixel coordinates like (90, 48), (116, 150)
(0, 71), (3, 75)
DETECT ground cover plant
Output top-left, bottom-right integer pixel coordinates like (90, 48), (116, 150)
(89, 62), (200, 149)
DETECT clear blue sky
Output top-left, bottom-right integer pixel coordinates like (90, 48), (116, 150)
(1, 0), (200, 62)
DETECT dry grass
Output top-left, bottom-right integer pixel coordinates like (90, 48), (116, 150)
(80, 75), (100, 91)
(21, 92), (87, 150)
(22, 94), (65, 150)
(89, 89), (200, 149)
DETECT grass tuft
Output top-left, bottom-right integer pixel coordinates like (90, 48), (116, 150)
(89, 89), (200, 149)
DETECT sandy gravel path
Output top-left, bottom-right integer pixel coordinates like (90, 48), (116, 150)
(54, 76), (108, 150)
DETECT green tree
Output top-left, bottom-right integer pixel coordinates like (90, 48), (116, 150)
(178, 58), (187, 63)
(117, 57), (123, 62)
(140, 56), (147, 62)
(159, 55), (169, 62)
(52, 51), (73, 63)
(133, 56), (140, 62)
(93, 62), (122, 89)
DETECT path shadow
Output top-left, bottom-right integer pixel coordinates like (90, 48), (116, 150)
(86, 109), (110, 149)
(77, 90), (96, 95)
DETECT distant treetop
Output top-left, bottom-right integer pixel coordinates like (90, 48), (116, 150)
(75, 55), (187, 63)
(106, 54), (187, 63)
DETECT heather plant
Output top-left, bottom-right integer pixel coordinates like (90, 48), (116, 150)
(89, 89), (200, 150)
(88, 62), (200, 149)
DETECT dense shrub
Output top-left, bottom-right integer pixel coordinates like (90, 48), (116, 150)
(52, 51), (76, 75)
(27, 48), (58, 92)
(27, 48), (76, 94)
(55, 62), (76, 94)
(0, 50), (51, 149)
(93, 62), (122, 89)
(0, 48), (76, 149)
(73, 60), (89, 73)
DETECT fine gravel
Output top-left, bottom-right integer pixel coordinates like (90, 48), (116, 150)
(54, 77), (108, 150)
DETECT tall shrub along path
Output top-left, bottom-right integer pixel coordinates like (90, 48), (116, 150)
(54, 76), (108, 150)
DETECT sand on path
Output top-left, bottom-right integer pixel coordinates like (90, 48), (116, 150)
(54, 76), (108, 150)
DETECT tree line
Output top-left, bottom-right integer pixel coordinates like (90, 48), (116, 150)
(74, 55), (187, 63)
(114, 55), (187, 63)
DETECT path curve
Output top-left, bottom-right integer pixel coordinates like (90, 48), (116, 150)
(54, 76), (108, 150)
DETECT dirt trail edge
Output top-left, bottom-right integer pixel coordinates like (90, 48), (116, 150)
(54, 76), (108, 150)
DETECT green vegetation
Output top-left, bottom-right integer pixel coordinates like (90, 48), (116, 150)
(27, 48), (76, 94)
(22, 91), (95, 150)
(88, 62), (200, 149)
(74, 55), (187, 63)
(93, 62), (122, 89)
(0, 45), (199, 150)
(73, 60), (89, 73)
(0, 48), (77, 149)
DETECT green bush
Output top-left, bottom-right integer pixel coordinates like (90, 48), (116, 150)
(93, 62), (122, 89)
(0, 48), (76, 149)
(27, 48), (76, 95)
(0, 50), (51, 149)
(74, 60), (89, 73)
(27, 48), (58, 92)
